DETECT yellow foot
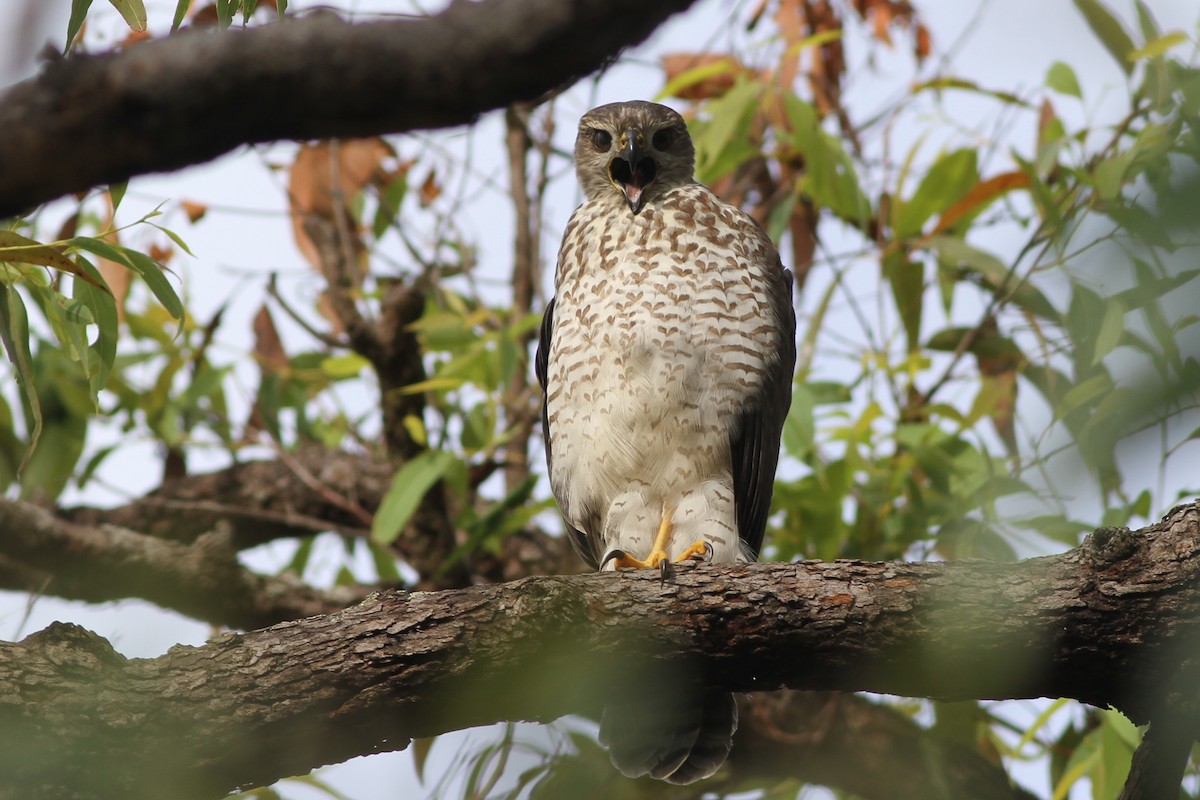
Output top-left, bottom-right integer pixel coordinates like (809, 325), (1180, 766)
(601, 549), (670, 570)
(674, 539), (713, 563)
(599, 541), (713, 571)
(598, 508), (715, 572)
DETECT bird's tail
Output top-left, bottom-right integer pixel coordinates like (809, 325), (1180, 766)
(599, 690), (737, 785)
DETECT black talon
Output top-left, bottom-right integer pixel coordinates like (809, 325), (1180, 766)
(600, 549), (627, 570)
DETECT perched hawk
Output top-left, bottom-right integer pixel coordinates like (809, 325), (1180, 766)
(535, 101), (796, 784)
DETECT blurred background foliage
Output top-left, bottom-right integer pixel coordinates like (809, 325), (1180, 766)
(2, 0), (1200, 797)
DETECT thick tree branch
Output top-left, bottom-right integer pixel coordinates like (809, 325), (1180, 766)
(57, 447), (578, 611)
(1118, 714), (1198, 800)
(0, 498), (368, 628)
(732, 692), (1039, 800)
(4, 504), (1200, 798)
(66, 446), (389, 547)
(0, 0), (698, 217)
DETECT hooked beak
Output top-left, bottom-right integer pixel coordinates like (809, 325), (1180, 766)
(610, 128), (656, 214)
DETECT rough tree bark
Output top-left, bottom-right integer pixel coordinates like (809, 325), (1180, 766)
(0, 0), (699, 217)
(3, 503), (1199, 799)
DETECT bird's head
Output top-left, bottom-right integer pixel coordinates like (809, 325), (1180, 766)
(574, 101), (695, 215)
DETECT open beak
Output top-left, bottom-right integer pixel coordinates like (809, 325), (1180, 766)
(611, 129), (656, 214)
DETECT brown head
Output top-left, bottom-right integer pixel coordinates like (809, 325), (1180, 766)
(574, 101), (695, 215)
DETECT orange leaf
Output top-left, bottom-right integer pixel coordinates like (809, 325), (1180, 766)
(288, 138), (390, 273)
(180, 200), (208, 223)
(149, 243), (174, 263)
(120, 29), (152, 48)
(873, 4), (895, 45)
(915, 24), (932, 62)
(661, 53), (746, 101)
(418, 170), (441, 208)
(933, 171), (1031, 234)
(253, 304), (288, 372)
(98, 195), (131, 322)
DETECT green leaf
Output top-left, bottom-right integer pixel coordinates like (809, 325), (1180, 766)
(1072, 0), (1135, 75)
(216, 0), (235, 27)
(692, 79), (762, 183)
(1091, 298), (1127, 365)
(1052, 727), (1097, 800)
(1055, 373), (1113, 420)
(171, 0), (192, 31)
(929, 235), (1058, 319)
(911, 77), (1029, 107)
(72, 258), (119, 396)
(109, 182), (128, 211)
(1091, 709), (1137, 798)
(320, 353), (369, 379)
(781, 93), (871, 224)
(372, 450), (456, 544)
(69, 237), (184, 321)
(147, 221), (196, 257)
(782, 383), (816, 459)
(365, 540), (402, 583)
(0, 284), (41, 475)
(1128, 31), (1189, 61)
(76, 443), (119, 490)
(107, 0), (148, 31)
(1093, 148), (1136, 200)
(895, 148), (978, 238)
(884, 252), (923, 352)
(1023, 516), (1092, 545)
(1133, 0), (1161, 41)
(1046, 61), (1083, 98)
(438, 474), (540, 576)
(0, 231), (112, 294)
(120, 246), (184, 320)
(65, 0), (95, 50)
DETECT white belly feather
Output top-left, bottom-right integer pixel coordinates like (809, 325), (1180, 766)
(546, 184), (778, 565)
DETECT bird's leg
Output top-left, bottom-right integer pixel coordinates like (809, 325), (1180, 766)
(601, 510), (674, 570)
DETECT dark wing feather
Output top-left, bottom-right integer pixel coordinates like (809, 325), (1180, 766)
(730, 261), (796, 560)
(536, 297), (601, 569)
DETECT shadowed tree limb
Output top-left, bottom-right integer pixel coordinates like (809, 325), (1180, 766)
(0, 0), (699, 217)
(1118, 713), (1198, 800)
(0, 497), (370, 627)
(3, 504), (1200, 798)
(731, 691), (1040, 800)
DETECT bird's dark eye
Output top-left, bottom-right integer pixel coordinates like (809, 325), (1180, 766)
(652, 129), (674, 150)
(591, 129), (613, 152)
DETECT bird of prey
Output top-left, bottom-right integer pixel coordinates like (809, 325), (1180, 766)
(535, 100), (796, 784)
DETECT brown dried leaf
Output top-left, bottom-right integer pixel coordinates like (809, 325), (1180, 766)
(189, 4), (220, 26)
(418, 169), (441, 208)
(661, 53), (745, 101)
(772, 0), (807, 89)
(120, 29), (152, 48)
(180, 200), (208, 223)
(149, 243), (174, 264)
(54, 212), (80, 243)
(98, 194), (131, 323)
(915, 23), (932, 62)
(288, 138), (390, 274)
(789, 200), (818, 292)
(253, 304), (289, 372)
(316, 290), (344, 336)
(872, 3), (895, 45)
